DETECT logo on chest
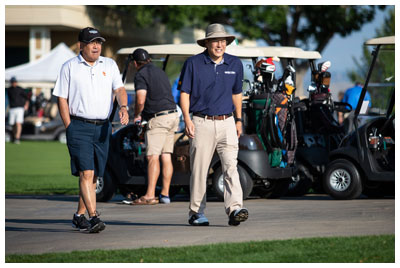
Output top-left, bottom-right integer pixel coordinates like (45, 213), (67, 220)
(102, 71), (106, 76)
(224, 71), (236, 75)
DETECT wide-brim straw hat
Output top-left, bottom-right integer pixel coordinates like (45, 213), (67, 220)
(197, 23), (236, 47)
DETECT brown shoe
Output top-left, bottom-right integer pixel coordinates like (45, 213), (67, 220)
(131, 196), (159, 205)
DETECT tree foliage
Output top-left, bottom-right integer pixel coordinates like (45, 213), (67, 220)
(348, 7), (395, 83)
(112, 5), (383, 51)
(110, 5), (386, 92)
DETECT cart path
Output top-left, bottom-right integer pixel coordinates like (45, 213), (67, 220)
(5, 194), (395, 255)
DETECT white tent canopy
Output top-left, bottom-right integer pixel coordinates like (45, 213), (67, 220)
(5, 42), (77, 88)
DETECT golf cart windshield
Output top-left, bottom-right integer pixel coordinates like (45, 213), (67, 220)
(361, 36), (395, 116)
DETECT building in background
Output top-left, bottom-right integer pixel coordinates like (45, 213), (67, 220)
(5, 5), (204, 97)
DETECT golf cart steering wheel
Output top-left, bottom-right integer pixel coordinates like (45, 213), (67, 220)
(333, 102), (352, 113)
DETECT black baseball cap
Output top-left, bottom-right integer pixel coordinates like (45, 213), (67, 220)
(78, 27), (106, 43)
(132, 48), (150, 62)
(10, 76), (17, 83)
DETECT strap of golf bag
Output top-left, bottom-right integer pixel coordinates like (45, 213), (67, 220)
(260, 93), (283, 151)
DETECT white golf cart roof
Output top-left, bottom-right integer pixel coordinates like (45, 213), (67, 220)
(364, 36), (395, 46)
(256, 46), (321, 59)
(117, 43), (264, 58)
(117, 43), (321, 59)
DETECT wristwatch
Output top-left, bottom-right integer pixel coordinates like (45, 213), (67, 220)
(120, 105), (129, 111)
(235, 117), (243, 123)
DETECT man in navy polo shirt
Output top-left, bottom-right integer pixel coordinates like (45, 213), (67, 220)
(179, 23), (249, 226)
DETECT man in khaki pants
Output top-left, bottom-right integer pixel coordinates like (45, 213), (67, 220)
(132, 48), (179, 205)
(179, 23), (249, 226)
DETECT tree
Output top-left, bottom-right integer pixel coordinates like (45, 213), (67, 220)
(111, 5), (385, 94)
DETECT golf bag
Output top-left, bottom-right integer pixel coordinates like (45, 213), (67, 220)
(257, 60), (298, 168)
(307, 61), (344, 135)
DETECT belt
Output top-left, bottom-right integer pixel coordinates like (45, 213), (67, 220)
(193, 112), (233, 120)
(70, 115), (108, 125)
(148, 109), (177, 119)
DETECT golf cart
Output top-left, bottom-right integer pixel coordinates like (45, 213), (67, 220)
(288, 55), (353, 196)
(5, 95), (66, 143)
(96, 43), (305, 202)
(322, 36), (395, 200)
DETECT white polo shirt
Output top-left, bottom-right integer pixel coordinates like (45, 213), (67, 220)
(53, 54), (124, 120)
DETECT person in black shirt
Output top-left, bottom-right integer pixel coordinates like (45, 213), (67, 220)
(6, 77), (29, 144)
(132, 48), (179, 205)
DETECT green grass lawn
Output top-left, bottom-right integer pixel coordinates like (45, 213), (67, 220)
(5, 235), (394, 263)
(4, 142), (395, 263)
(5, 141), (79, 195)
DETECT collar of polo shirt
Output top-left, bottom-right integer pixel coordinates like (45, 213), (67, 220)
(203, 50), (232, 65)
(78, 53), (104, 66)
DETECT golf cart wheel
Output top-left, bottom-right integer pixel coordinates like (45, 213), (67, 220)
(252, 179), (290, 199)
(96, 168), (116, 202)
(211, 165), (254, 201)
(287, 163), (313, 196)
(238, 165), (254, 199)
(323, 159), (362, 200)
(57, 131), (67, 144)
(5, 131), (13, 143)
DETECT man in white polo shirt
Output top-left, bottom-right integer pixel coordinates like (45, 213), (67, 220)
(53, 27), (129, 233)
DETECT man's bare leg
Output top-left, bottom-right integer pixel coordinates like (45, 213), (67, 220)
(79, 170), (97, 217)
(143, 155), (160, 199)
(160, 153), (173, 197)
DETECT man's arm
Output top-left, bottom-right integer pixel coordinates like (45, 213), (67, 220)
(24, 100), (29, 111)
(232, 92), (243, 138)
(133, 89), (146, 122)
(114, 87), (129, 125)
(180, 92), (195, 138)
(58, 97), (70, 128)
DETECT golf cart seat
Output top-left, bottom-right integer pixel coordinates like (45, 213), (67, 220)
(24, 101), (58, 125)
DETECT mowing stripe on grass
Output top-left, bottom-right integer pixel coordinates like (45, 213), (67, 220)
(5, 141), (78, 195)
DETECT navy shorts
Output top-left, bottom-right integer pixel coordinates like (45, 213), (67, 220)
(66, 119), (111, 177)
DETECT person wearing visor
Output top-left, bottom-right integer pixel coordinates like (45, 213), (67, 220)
(132, 48), (179, 205)
(179, 23), (249, 226)
(53, 27), (129, 233)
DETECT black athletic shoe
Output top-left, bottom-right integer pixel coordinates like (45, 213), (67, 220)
(228, 208), (249, 226)
(72, 214), (90, 231)
(88, 216), (106, 233)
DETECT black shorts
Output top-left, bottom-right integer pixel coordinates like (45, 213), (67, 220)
(66, 119), (111, 177)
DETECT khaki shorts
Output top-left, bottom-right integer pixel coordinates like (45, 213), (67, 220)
(145, 112), (180, 155)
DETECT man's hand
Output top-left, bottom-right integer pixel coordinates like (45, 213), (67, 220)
(180, 92), (194, 138)
(24, 101), (29, 111)
(115, 87), (129, 125)
(185, 119), (195, 139)
(57, 97), (71, 129)
(133, 114), (142, 124)
(235, 121), (242, 138)
(119, 107), (129, 125)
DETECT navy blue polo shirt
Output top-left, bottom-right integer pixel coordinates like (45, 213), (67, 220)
(178, 50), (243, 115)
